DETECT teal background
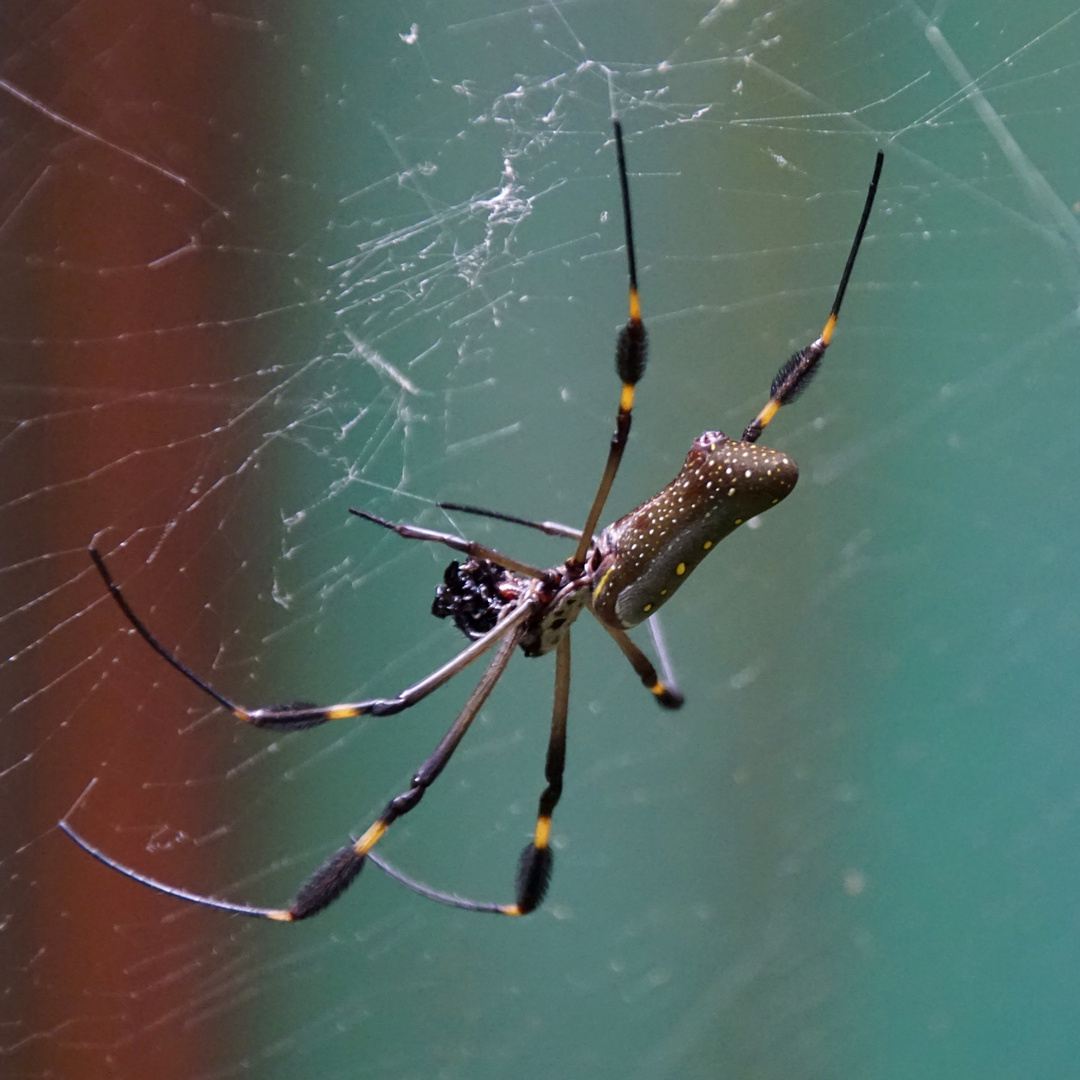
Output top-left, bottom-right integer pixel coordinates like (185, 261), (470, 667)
(4, 1), (1080, 1077)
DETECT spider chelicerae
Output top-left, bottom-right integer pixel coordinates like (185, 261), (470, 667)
(62, 121), (883, 921)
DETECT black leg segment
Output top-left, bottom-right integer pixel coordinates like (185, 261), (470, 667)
(508, 632), (571, 915)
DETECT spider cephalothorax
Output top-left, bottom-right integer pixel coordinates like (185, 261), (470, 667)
(434, 549), (601, 659)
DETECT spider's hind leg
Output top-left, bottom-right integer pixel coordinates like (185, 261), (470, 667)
(365, 632), (573, 917)
(285, 623), (527, 920)
(506, 630), (571, 915)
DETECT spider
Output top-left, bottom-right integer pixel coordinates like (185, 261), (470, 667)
(62, 122), (884, 921)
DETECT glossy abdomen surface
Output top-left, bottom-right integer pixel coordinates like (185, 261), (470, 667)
(591, 431), (798, 629)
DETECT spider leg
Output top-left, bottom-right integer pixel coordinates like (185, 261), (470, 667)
(61, 619), (530, 921)
(505, 630), (571, 915)
(436, 502), (582, 541)
(350, 508), (546, 578)
(364, 851), (506, 913)
(284, 620), (528, 921)
(365, 629), (573, 916)
(572, 119), (648, 565)
(645, 613), (682, 705)
(743, 150), (883, 444)
(599, 622), (684, 709)
(89, 545), (533, 730)
(59, 818), (285, 918)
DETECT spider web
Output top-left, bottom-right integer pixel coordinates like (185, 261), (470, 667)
(3, 1), (1080, 1077)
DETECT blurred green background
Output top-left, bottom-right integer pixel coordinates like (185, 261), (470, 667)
(4, 1), (1080, 1077)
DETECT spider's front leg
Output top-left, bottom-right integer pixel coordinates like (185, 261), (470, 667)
(743, 149), (884, 445)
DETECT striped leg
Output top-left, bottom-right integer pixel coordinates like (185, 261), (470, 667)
(89, 545), (533, 730)
(601, 623), (683, 709)
(363, 631), (573, 916)
(505, 630), (571, 915)
(571, 120), (647, 566)
(284, 621), (527, 920)
(743, 150), (883, 444)
(63, 619), (529, 921)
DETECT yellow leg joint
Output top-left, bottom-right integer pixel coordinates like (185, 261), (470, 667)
(620, 382), (636, 412)
(533, 815), (551, 850)
(266, 909), (295, 922)
(354, 820), (388, 855)
(500, 904), (524, 916)
(650, 681), (668, 698)
(629, 286), (641, 323)
(327, 705), (361, 720)
(754, 398), (781, 431)
(821, 313), (837, 345)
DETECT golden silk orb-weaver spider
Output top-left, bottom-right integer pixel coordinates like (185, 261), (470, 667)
(62, 122), (884, 921)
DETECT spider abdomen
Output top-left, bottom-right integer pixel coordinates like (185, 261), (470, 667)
(591, 431), (798, 629)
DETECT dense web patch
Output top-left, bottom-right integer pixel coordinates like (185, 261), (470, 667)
(2, 3), (1080, 1078)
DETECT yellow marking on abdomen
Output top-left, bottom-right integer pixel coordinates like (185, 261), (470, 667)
(593, 565), (617, 603)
